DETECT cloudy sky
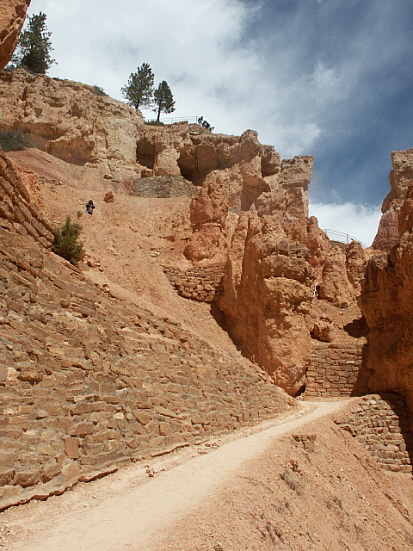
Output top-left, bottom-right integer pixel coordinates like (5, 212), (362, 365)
(24, 0), (413, 245)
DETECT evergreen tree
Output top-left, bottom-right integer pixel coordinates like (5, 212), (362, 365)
(14, 12), (55, 74)
(153, 80), (175, 121)
(121, 63), (154, 110)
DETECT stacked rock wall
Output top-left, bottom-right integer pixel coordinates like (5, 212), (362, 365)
(0, 153), (54, 246)
(305, 341), (367, 398)
(130, 175), (196, 198)
(336, 395), (413, 473)
(163, 265), (224, 303)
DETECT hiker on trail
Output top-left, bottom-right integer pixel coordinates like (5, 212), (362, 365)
(86, 200), (95, 215)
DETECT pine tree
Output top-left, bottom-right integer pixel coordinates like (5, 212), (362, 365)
(121, 63), (154, 110)
(153, 80), (175, 122)
(14, 12), (55, 74)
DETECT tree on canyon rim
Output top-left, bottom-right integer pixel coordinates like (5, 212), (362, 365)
(13, 12), (55, 74)
(121, 63), (155, 110)
(153, 80), (175, 121)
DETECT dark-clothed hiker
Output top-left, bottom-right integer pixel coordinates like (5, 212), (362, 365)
(86, 200), (95, 215)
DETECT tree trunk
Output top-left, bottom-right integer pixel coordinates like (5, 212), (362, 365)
(156, 101), (163, 122)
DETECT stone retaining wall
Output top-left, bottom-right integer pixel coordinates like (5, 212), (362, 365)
(305, 341), (367, 398)
(0, 153), (54, 247)
(335, 394), (413, 473)
(130, 175), (196, 198)
(0, 226), (291, 511)
(163, 264), (224, 303)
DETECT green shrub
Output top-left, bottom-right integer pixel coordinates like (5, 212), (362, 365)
(93, 85), (108, 96)
(144, 119), (165, 126)
(0, 129), (34, 151)
(52, 215), (85, 265)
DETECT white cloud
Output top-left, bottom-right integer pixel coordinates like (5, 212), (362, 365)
(26, 0), (342, 155)
(309, 202), (382, 247)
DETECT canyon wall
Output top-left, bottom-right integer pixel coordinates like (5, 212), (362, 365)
(372, 148), (413, 252)
(0, 71), (369, 397)
(360, 148), (413, 421)
(0, 150), (292, 510)
(0, 0), (30, 71)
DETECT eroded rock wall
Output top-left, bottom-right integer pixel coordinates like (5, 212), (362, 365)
(360, 237), (413, 419)
(0, 0), (30, 71)
(360, 149), (413, 422)
(0, 72), (369, 397)
(372, 148), (413, 252)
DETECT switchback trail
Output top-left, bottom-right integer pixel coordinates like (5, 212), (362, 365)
(4, 400), (352, 551)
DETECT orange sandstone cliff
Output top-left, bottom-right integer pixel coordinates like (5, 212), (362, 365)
(0, 0), (30, 71)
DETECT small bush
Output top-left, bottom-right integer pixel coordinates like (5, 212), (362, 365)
(52, 215), (85, 265)
(93, 85), (108, 96)
(0, 129), (34, 151)
(144, 119), (165, 126)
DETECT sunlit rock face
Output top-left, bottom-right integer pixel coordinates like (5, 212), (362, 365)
(372, 148), (413, 252)
(0, 0), (31, 71)
(0, 69), (144, 169)
(216, 157), (319, 396)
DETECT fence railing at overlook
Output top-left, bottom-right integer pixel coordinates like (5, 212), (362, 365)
(324, 229), (366, 248)
(159, 116), (199, 124)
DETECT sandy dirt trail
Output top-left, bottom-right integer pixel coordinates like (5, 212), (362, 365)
(4, 400), (351, 551)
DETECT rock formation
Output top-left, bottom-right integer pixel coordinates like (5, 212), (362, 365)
(372, 148), (413, 252)
(0, 0), (30, 71)
(360, 149), (413, 423)
(0, 69), (143, 170)
(0, 71), (370, 397)
(0, 148), (293, 509)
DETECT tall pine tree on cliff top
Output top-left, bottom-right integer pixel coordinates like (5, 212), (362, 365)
(153, 80), (175, 121)
(121, 63), (154, 110)
(14, 12), (55, 74)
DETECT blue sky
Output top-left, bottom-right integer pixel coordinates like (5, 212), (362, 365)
(23, 0), (413, 245)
